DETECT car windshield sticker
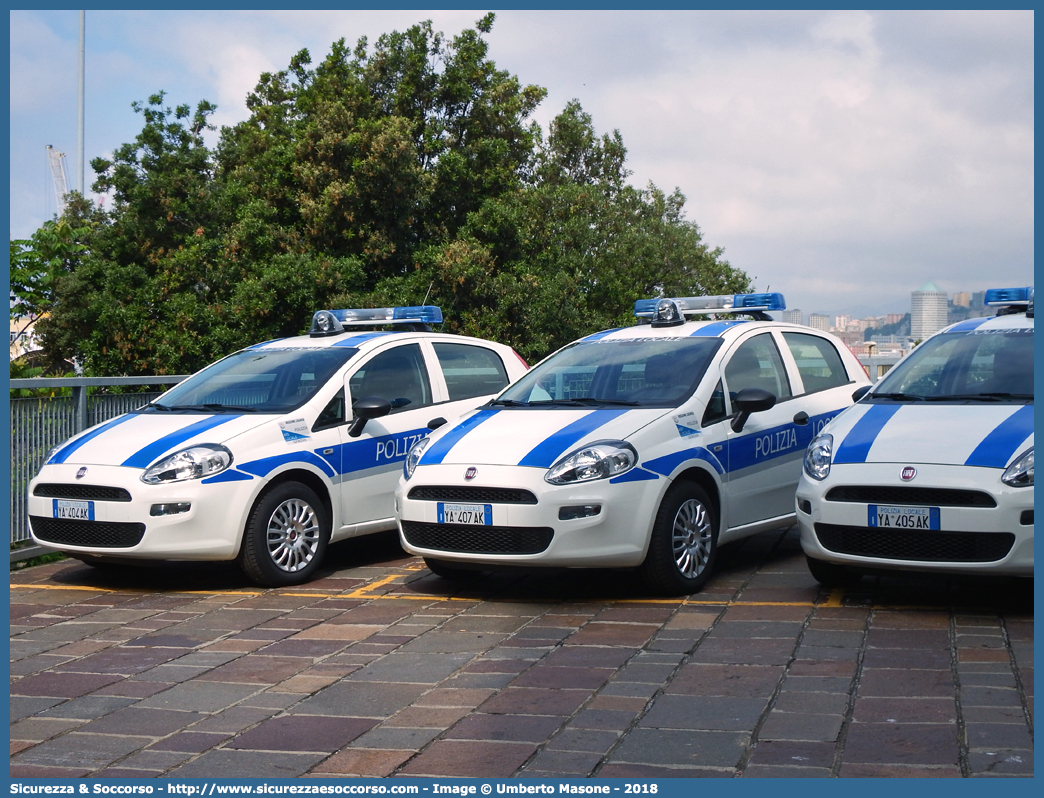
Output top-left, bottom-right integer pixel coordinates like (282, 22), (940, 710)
(279, 418), (311, 444)
(673, 411), (701, 438)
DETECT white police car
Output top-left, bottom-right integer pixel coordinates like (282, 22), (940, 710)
(396, 293), (871, 595)
(797, 287), (1034, 585)
(27, 307), (528, 586)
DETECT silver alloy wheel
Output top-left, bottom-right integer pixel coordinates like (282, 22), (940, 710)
(266, 498), (321, 573)
(672, 498), (713, 578)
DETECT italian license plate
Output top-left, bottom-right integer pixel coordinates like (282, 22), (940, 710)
(868, 504), (940, 530)
(53, 499), (94, 521)
(438, 502), (492, 526)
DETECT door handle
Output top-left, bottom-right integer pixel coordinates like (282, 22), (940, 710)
(793, 411), (809, 426)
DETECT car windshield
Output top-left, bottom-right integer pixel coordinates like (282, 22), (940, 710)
(496, 336), (722, 408)
(871, 329), (1033, 403)
(147, 347), (358, 414)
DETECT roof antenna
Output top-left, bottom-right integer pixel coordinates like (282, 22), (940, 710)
(421, 281), (434, 306)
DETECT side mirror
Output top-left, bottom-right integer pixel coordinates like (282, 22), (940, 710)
(348, 396), (392, 438)
(427, 417), (448, 431)
(852, 385), (872, 402)
(731, 387), (776, 433)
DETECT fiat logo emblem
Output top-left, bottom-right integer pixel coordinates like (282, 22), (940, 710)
(464, 467), (477, 481)
(75, 467), (88, 480)
(901, 466), (917, 481)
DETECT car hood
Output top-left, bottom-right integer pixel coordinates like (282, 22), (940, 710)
(418, 406), (668, 468)
(45, 413), (271, 470)
(830, 403), (1033, 468)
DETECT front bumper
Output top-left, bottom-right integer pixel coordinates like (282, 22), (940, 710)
(796, 462), (1034, 576)
(396, 464), (666, 568)
(27, 463), (256, 561)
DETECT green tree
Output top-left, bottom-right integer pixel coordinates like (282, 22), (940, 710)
(34, 14), (749, 375)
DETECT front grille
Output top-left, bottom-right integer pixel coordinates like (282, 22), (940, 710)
(401, 521), (553, 554)
(30, 516), (146, 548)
(815, 523), (1014, 563)
(407, 486), (538, 504)
(825, 486), (996, 508)
(33, 483), (132, 502)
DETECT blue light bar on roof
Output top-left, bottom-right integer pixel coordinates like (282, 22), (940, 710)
(984, 287), (1032, 306)
(309, 306), (443, 337)
(331, 306), (443, 325)
(634, 292), (786, 319)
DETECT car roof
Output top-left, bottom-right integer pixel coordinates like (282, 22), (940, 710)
(938, 312), (1033, 335)
(579, 318), (817, 342)
(241, 329), (512, 353)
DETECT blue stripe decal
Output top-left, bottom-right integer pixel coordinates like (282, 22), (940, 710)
(333, 332), (397, 347)
(692, 320), (747, 337)
(421, 408), (501, 465)
(833, 405), (902, 464)
(645, 447), (725, 477)
(48, 414), (137, 464)
(339, 427), (430, 474)
(580, 328), (623, 342)
(946, 317), (993, 332)
(610, 467), (660, 484)
(246, 338), (286, 350)
(964, 405), (1034, 468)
(518, 410), (630, 468)
(201, 469), (255, 484)
(121, 416), (242, 469)
(238, 451), (337, 479)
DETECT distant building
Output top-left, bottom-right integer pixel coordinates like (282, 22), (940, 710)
(886, 313), (904, 325)
(10, 316), (43, 361)
(808, 313), (830, 332)
(782, 309), (803, 325)
(953, 291), (971, 308)
(911, 280), (948, 341)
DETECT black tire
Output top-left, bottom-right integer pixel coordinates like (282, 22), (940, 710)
(805, 554), (862, 588)
(239, 481), (329, 587)
(423, 557), (482, 580)
(641, 482), (718, 596)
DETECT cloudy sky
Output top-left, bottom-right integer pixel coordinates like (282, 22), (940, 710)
(9, 9), (1034, 319)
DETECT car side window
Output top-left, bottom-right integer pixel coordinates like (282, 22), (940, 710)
(724, 333), (792, 399)
(349, 344), (433, 414)
(702, 379), (728, 426)
(783, 332), (850, 394)
(313, 388), (345, 432)
(433, 342), (510, 401)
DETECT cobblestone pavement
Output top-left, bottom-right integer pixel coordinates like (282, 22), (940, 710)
(10, 527), (1034, 779)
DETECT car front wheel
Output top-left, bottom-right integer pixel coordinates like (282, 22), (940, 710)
(240, 481), (329, 587)
(641, 482), (718, 596)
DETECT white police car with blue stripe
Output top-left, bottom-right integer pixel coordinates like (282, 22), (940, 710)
(27, 307), (528, 586)
(396, 293), (871, 594)
(797, 287), (1034, 584)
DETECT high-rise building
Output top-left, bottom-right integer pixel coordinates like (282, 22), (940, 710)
(782, 309), (803, 325)
(808, 313), (830, 332)
(911, 280), (948, 341)
(953, 291), (971, 307)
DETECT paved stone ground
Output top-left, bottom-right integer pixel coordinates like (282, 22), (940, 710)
(9, 527), (1034, 779)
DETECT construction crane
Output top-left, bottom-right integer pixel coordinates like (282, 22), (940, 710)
(46, 144), (69, 217)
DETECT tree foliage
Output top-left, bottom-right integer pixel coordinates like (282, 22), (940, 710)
(29, 14), (749, 375)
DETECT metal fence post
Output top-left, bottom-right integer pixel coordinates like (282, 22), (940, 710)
(74, 384), (88, 434)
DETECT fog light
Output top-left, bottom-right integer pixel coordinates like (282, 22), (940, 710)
(558, 505), (602, 521)
(798, 499), (812, 514)
(150, 502), (191, 517)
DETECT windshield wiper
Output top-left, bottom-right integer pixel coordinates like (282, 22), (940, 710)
(165, 404), (257, 412)
(143, 401), (172, 411)
(490, 398), (530, 407)
(872, 392), (927, 402)
(571, 397), (640, 406)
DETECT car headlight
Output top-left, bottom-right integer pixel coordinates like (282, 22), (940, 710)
(803, 434), (834, 481)
(1002, 447), (1033, 488)
(545, 440), (638, 485)
(141, 444), (233, 484)
(403, 436), (431, 480)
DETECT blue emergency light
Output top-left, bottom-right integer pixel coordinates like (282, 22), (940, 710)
(309, 306), (443, 337)
(984, 287), (1032, 306)
(634, 293), (786, 326)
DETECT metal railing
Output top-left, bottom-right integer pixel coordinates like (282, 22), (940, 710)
(10, 376), (187, 562)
